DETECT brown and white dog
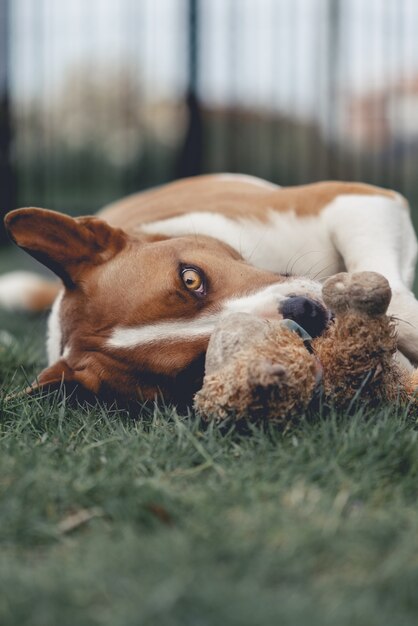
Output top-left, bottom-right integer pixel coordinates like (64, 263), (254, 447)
(1, 174), (418, 405)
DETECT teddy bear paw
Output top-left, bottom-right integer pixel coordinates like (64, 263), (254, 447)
(322, 271), (391, 316)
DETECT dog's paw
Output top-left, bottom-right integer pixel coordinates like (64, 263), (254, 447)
(322, 271), (391, 316)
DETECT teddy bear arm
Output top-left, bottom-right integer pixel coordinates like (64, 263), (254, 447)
(313, 312), (406, 406)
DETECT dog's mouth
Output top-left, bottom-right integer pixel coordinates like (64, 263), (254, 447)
(278, 316), (325, 394)
(279, 295), (331, 339)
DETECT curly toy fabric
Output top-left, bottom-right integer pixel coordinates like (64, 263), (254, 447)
(194, 272), (417, 424)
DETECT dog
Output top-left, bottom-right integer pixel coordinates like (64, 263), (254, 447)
(1, 173), (417, 405)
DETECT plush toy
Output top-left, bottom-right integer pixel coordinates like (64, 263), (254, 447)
(194, 272), (418, 424)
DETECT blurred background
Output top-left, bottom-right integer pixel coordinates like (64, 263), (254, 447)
(1, 0), (418, 249)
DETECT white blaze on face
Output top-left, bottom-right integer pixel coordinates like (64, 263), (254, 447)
(106, 277), (324, 349)
(108, 313), (222, 348)
(224, 278), (323, 319)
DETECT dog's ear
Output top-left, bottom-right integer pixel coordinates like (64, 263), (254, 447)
(27, 359), (100, 397)
(4, 208), (127, 287)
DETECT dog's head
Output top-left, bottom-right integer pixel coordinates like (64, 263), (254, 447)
(5, 208), (330, 405)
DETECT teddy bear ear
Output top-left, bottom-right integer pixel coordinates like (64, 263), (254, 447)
(4, 208), (127, 288)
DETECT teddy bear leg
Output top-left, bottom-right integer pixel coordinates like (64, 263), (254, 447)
(315, 272), (406, 407)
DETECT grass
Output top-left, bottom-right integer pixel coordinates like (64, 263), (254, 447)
(2, 272), (418, 624)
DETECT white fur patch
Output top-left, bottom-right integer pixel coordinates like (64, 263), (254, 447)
(321, 193), (418, 363)
(0, 271), (48, 310)
(108, 313), (222, 348)
(322, 194), (417, 289)
(224, 278), (323, 318)
(47, 291), (64, 364)
(141, 211), (341, 280)
(106, 277), (324, 349)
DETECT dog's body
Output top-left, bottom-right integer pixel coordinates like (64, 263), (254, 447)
(1, 174), (418, 404)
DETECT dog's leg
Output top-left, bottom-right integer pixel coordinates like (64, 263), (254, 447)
(322, 193), (418, 363)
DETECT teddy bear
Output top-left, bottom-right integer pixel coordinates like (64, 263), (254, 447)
(194, 271), (418, 425)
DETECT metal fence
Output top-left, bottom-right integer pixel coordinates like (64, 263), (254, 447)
(1, 0), (418, 243)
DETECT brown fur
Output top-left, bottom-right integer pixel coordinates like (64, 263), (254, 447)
(100, 177), (398, 231)
(6, 208), (289, 404)
(5, 177), (399, 316)
(3, 177), (403, 406)
(5, 209), (127, 287)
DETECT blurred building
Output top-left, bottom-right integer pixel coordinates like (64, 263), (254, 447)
(1, 0), (418, 241)
(345, 79), (418, 151)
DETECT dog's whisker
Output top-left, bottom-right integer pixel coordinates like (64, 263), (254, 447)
(306, 259), (331, 280)
(285, 250), (306, 276)
(285, 250), (313, 276)
(246, 232), (268, 263)
(316, 273), (337, 283)
(288, 250), (321, 276)
(304, 252), (339, 281)
(391, 316), (417, 330)
(311, 262), (339, 282)
(289, 249), (337, 278)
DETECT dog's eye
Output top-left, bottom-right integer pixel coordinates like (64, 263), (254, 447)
(181, 268), (205, 294)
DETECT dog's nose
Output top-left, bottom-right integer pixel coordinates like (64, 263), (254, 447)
(280, 296), (329, 338)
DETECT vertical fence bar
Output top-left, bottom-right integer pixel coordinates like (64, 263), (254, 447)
(226, 0), (239, 173)
(176, 0), (203, 179)
(0, 0), (15, 243)
(326, 0), (341, 179)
